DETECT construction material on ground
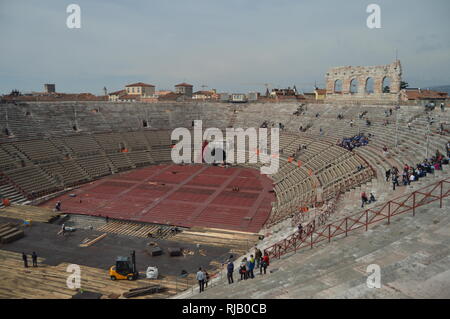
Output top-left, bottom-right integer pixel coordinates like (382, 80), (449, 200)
(71, 290), (102, 299)
(168, 247), (182, 257)
(146, 267), (159, 279)
(182, 249), (194, 256)
(122, 285), (164, 298)
(79, 233), (107, 247)
(170, 226), (260, 255)
(0, 249), (195, 299)
(150, 247), (162, 256)
(96, 220), (178, 240)
(0, 205), (61, 223)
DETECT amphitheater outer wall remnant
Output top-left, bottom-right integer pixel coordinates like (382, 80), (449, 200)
(325, 60), (402, 104)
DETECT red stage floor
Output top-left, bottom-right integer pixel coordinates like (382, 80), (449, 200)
(41, 165), (275, 233)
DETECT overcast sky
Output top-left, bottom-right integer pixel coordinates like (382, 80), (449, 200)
(0, 0), (449, 95)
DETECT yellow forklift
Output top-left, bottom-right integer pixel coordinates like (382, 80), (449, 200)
(109, 250), (139, 281)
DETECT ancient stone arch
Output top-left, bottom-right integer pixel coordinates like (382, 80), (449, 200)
(325, 60), (402, 103)
(382, 76), (392, 93)
(334, 79), (343, 93)
(365, 77), (375, 94)
(350, 78), (359, 94)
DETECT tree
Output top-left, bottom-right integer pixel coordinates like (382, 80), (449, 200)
(400, 81), (409, 90)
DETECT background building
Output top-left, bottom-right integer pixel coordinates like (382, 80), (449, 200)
(175, 83), (193, 98)
(400, 88), (448, 104)
(192, 89), (218, 100)
(125, 82), (155, 97)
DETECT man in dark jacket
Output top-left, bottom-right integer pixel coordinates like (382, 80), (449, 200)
(255, 247), (262, 269)
(385, 169), (391, 182)
(227, 260), (234, 284)
(22, 252), (28, 268)
(32, 252), (38, 267)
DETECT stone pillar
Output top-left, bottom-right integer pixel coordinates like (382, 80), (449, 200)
(342, 78), (352, 94)
(325, 75), (334, 94)
(374, 78), (383, 94)
(358, 76), (367, 95)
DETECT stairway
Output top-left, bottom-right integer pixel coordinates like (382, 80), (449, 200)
(0, 179), (28, 209)
(181, 196), (450, 299)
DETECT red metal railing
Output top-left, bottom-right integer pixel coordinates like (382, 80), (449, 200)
(264, 178), (450, 259)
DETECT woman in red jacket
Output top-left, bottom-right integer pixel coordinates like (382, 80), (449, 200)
(260, 252), (270, 275)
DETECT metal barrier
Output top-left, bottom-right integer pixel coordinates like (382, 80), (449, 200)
(265, 178), (450, 259)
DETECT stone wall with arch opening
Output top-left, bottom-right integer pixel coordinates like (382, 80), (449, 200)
(325, 60), (402, 103)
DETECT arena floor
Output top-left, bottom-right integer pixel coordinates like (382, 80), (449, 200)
(40, 164), (275, 233)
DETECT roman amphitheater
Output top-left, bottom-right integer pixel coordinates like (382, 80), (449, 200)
(0, 65), (449, 299)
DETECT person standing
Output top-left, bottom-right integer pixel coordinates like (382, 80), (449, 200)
(31, 252), (38, 267)
(361, 192), (368, 208)
(385, 169), (391, 182)
(22, 252), (28, 268)
(392, 174), (399, 191)
(203, 269), (210, 288)
(227, 260), (234, 284)
(196, 267), (205, 293)
(248, 255), (255, 279)
(55, 201), (61, 212)
(255, 247), (262, 270)
(261, 252), (270, 275)
(240, 258), (247, 280)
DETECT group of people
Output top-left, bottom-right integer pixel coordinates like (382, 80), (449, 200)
(384, 109), (394, 117)
(225, 247), (271, 287)
(235, 248), (270, 283)
(22, 252), (38, 268)
(195, 267), (210, 293)
(289, 144), (308, 160)
(385, 150), (448, 191)
(293, 104), (307, 116)
(195, 247), (271, 293)
(260, 121), (285, 130)
(360, 191), (377, 208)
(338, 134), (370, 151)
